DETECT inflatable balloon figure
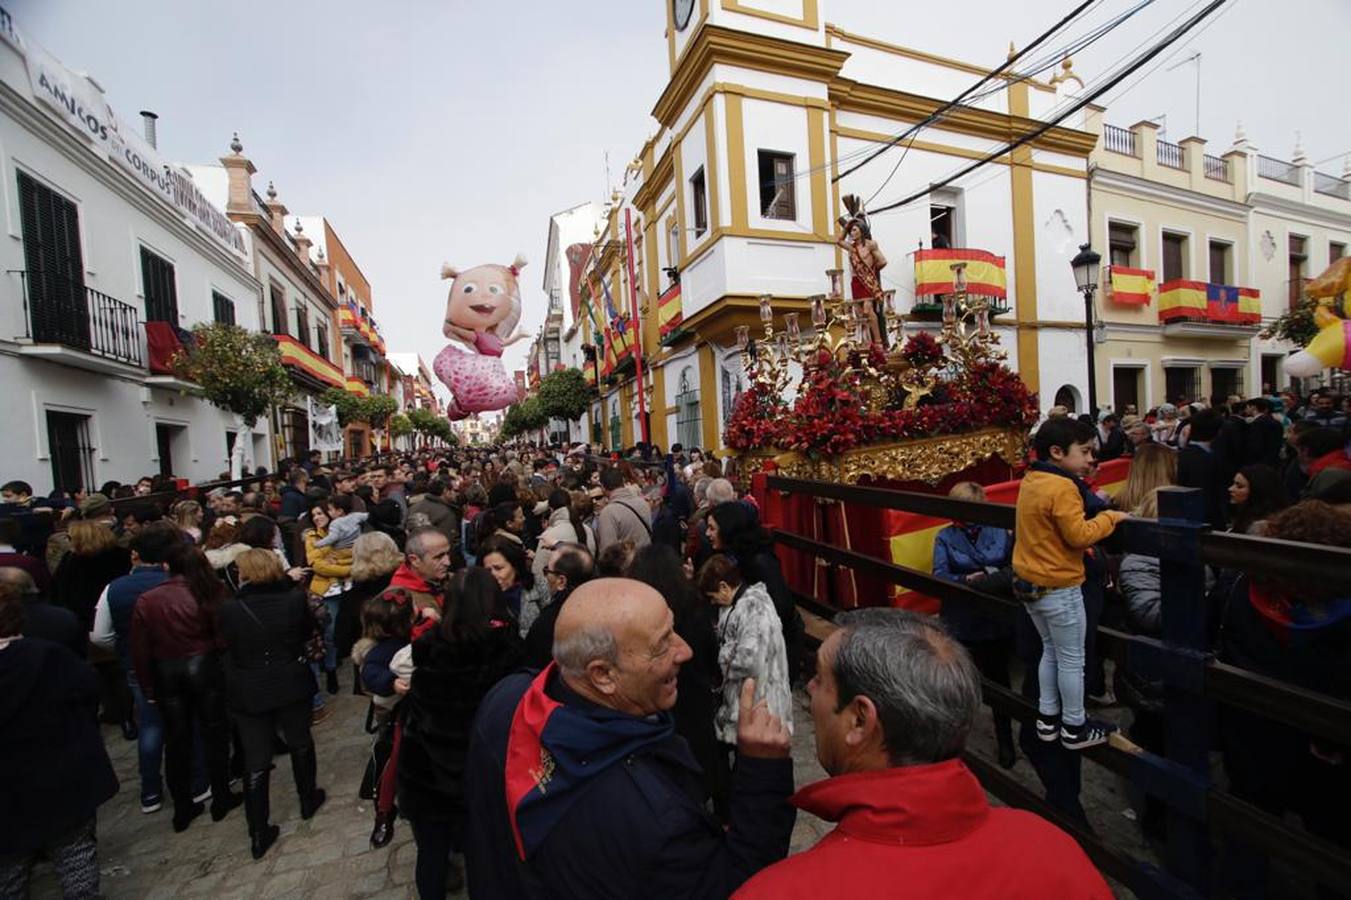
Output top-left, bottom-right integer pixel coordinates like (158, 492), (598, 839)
(1286, 257), (1351, 378)
(434, 255), (530, 421)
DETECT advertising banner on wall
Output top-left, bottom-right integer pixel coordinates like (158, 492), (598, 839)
(4, 5), (248, 260)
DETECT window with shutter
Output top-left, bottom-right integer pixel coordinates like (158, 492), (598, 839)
(270, 284), (288, 336)
(140, 247), (179, 324)
(16, 171), (88, 348)
(294, 304), (310, 350)
(757, 150), (796, 220)
(1108, 222), (1137, 268)
(212, 291), (236, 326)
(1162, 232), (1187, 281)
(315, 324), (329, 361)
(690, 168), (707, 238)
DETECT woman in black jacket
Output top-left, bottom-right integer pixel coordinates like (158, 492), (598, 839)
(708, 501), (805, 679)
(398, 567), (523, 898)
(625, 544), (726, 817)
(217, 549), (324, 860)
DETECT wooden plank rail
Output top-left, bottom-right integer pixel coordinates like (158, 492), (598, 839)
(768, 474), (1351, 895)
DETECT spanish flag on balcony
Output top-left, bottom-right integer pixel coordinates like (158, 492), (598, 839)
(658, 284), (683, 339)
(1207, 284), (1262, 324)
(913, 249), (1007, 299)
(1106, 265), (1155, 305)
(1157, 279), (1208, 322)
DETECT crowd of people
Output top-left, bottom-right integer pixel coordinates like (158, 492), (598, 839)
(0, 381), (1346, 898)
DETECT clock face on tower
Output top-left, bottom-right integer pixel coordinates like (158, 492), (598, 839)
(673, 0), (695, 31)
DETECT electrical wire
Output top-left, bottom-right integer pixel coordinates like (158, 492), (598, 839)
(860, 0), (1158, 207)
(836, 0), (1100, 187)
(865, 0), (1229, 218)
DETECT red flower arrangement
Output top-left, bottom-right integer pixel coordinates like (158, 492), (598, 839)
(901, 332), (945, 369)
(722, 347), (1038, 456)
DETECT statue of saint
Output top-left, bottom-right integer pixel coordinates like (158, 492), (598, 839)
(835, 196), (888, 347)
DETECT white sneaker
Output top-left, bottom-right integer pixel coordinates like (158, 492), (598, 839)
(192, 787), (212, 804)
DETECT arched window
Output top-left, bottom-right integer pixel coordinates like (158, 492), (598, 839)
(1053, 384), (1080, 413)
(676, 367), (702, 450)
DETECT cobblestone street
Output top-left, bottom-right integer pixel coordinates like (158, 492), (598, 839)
(30, 673), (833, 899)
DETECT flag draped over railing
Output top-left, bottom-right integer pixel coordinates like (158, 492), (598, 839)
(1158, 279), (1260, 324)
(913, 249), (1008, 298)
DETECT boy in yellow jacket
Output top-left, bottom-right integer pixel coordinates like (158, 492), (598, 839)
(1013, 418), (1128, 749)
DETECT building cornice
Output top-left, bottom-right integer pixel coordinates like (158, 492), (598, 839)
(652, 24), (849, 127)
(634, 144), (674, 211)
(1247, 191), (1351, 231)
(1091, 167), (1250, 221)
(232, 211), (339, 309)
(830, 79), (1099, 158)
(0, 81), (259, 290)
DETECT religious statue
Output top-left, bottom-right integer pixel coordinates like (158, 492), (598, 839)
(836, 194), (888, 348)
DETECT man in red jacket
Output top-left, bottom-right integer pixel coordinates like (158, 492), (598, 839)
(735, 609), (1111, 899)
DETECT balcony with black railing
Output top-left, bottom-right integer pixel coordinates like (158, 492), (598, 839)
(1203, 154), (1231, 182)
(9, 269), (144, 367)
(1314, 171), (1351, 201)
(1257, 155), (1300, 186)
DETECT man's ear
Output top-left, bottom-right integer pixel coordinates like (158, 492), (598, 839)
(585, 658), (618, 696)
(845, 694), (882, 749)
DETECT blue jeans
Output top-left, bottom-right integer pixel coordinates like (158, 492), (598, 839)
(128, 672), (207, 804)
(323, 595), (340, 672)
(1025, 585), (1088, 727)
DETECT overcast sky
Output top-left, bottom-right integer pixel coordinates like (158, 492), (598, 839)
(15, 0), (1351, 384)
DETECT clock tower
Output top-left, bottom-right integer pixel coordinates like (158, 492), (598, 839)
(665, 0), (825, 74)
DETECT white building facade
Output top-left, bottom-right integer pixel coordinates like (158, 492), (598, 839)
(0, 11), (271, 493)
(571, 1), (1101, 453)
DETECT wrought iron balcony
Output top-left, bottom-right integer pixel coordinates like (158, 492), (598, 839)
(10, 269), (144, 367)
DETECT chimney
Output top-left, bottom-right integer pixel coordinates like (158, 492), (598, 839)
(139, 110), (158, 148)
(219, 132), (257, 217)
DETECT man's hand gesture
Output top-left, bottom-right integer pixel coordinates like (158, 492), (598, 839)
(735, 677), (791, 759)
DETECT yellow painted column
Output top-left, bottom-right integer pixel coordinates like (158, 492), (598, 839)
(1008, 81), (1041, 396)
(725, 91), (749, 231)
(698, 341), (720, 451)
(807, 105), (829, 238)
(620, 382), (634, 447)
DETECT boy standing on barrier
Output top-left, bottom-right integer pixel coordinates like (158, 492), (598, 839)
(1013, 419), (1128, 750)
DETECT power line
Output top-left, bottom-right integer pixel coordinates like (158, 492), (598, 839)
(866, 0), (1229, 218)
(835, 0), (1100, 187)
(861, 0), (1212, 214)
(862, 0), (1158, 207)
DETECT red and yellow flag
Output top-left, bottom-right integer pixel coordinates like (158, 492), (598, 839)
(658, 284), (683, 339)
(1157, 279), (1208, 322)
(1107, 265), (1155, 305)
(914, 249), (1007, 298)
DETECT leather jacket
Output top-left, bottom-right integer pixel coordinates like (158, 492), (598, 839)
(130, 575), (219, 702)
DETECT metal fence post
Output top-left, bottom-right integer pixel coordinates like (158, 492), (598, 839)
(1155, 486), (1212, 892)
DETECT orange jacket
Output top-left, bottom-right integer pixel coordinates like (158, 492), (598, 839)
(1012, 468), (1123, 588)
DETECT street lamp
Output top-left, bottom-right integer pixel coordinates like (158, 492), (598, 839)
(1070, 243), (1102, 415)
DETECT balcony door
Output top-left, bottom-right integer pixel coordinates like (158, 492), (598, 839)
(17, 172), (88, 349)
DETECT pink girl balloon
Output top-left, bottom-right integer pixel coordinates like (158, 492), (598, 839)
(434, 254), (530, 420)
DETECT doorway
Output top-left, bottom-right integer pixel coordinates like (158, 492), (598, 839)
(155, 423), (189, 479)
(1112, 366), (1143, 414)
